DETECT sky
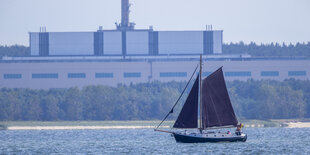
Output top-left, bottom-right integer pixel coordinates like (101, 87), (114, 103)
(0, 0), (309, 46)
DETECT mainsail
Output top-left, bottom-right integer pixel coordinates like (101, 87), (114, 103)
(201, 67), (238, 128)
(173, 75), (199, 128)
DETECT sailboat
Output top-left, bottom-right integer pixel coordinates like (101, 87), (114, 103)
(155, 55), (247, 143)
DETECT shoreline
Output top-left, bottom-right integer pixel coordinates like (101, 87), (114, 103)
(1, 120), (310, 130)
(7, 125), (170, 130)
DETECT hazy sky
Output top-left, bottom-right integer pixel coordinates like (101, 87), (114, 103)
(0, 0), (309, 46)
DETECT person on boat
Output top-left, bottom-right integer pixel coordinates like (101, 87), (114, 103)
(235, 123), (243, 135)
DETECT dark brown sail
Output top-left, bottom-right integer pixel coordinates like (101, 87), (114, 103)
(173, 75), (199, 128)
(201, 67), (238, 128)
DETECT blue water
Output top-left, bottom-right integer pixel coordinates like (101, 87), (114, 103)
(1, 128), (310, 154)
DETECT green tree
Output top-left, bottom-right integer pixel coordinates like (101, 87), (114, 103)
(63, 87), (83, 120)
(41, 95), (60, 121)
(24, 94), (42, 120)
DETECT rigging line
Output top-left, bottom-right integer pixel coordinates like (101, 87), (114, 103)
(155, 64), (199, 130)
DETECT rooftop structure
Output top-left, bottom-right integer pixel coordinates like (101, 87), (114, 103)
(29, 0), (223, 57)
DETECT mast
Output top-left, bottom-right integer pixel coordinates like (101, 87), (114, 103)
(199, 54), (203, 130)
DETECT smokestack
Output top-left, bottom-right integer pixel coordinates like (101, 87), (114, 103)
(117, 0), (135, 30)
(121, 0), (130, 28)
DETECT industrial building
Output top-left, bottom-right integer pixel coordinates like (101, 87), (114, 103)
(29, 0), (222, 56)
(1, 0), (309, 89)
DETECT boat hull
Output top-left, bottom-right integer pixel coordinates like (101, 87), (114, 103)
(173, 133), (247, 143)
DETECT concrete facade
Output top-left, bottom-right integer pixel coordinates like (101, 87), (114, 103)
(1, 57), (309, 89)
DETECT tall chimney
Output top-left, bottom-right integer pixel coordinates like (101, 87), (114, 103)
(121, 0), (130, 28)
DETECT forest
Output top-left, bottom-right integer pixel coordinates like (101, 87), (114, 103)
(0, 79), (309, 121)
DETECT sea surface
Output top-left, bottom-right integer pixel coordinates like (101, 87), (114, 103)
(1, 127), (310, 154)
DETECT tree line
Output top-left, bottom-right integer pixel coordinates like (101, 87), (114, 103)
(227, 79), (310, 119)
(223, 42), (310, 57)
(0, 45), (30, 58)
(0, 79), (309, 121)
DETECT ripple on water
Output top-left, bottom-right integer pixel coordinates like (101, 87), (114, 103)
(1, 128), (310, 154)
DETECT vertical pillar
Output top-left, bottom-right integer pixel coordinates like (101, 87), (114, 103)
(94, 32), (104, 56)
(122, 31), (127, 55)
(148, 31), (158, 55)
(39, 32), (49, 56)
(203, 31), (213, 55)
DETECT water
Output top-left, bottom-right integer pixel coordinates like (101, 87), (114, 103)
(1, 128), (310, 154)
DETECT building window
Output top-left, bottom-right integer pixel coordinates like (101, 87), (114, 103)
(288, 71), (306, 76)
(4, 74), (22, 79)
(32, 73), (58, 79)
(96, 73), (113, 78)
(225, 71), (251, 77)
(261, 71), (279, 77)
(124, 72), (141, 78)
(68, 73), (86, 78)
(160, 72), (187, 77)
(202, 72), (212, 77)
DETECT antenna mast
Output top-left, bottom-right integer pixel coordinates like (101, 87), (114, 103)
(199, 54), (203, 131)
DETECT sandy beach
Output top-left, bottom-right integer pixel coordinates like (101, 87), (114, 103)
(286, 122), (310, 128)
(3, 120), (310, 130)
(7, 125), (169, 130)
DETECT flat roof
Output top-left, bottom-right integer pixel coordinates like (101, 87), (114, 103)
(1, 55), (309, 63)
